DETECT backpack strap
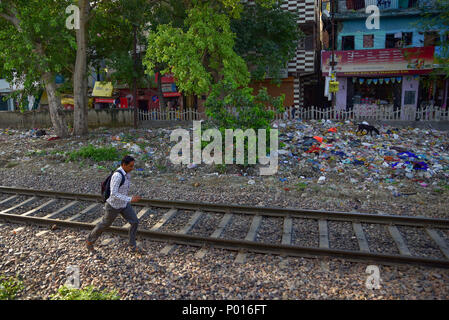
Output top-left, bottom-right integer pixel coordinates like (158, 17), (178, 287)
(117, 170), (125, 187)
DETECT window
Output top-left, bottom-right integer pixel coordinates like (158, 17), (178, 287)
(342, 36), (355, 50)
(385, 33), (403, 48)
(402, 32), (413, 46)
(304, 35), (315, 51)
(424, 31), (440, 46)
(345, 0), (365, 10)
(363, 35), (374, 48)
(404, 91), (416, 105)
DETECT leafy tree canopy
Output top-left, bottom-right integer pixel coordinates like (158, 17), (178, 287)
(144, 2), (250, 95)
(0, 0), (75, 99)
(231, 2), (303, 82)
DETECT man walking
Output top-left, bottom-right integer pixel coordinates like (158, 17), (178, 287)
(86, 156), (144, 254)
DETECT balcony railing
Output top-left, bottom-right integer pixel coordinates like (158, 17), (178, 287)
(337, 0), (434, 13)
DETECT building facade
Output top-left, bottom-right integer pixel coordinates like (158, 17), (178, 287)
(322, 0), (447, 118)
(246, 0), (325, 108)
(0, 79), (15, 111)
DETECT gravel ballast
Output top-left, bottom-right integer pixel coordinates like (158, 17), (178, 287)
(0, 223), (448, 300)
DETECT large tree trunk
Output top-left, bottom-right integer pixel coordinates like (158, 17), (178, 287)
(42, 72), (69, 138)
(1, 12), (69, 138)
(73, 0), (89, 136)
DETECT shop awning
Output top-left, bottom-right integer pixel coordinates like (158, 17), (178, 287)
(322, 47), (435, 77)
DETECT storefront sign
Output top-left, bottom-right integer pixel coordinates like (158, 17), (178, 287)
(155, 73), (175, 84)
(163, 92), (181, 98)
(322, 47), (435, 77)
(95, 98), (114, 103)
(92, 81), (113, 97)
(329, 81), (340, 93)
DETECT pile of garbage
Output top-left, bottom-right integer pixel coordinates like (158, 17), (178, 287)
(273, 119), (449, 193)
(1, 121), (448, 195)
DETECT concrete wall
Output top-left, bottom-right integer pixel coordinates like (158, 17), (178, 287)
(0, 109), (135, 129)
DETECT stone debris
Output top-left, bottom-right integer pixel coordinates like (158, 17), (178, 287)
(0, 122), (448, 219)
(0, 224), (448, 300)
(0, 122), (448, 299)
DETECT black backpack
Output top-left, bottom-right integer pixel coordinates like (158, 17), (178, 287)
(101, 170), (125, 203)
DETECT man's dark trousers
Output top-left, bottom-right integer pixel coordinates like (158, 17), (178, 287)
(88, 202), (139, 247)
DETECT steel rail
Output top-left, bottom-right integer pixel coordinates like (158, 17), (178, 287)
(0, 186), (448, 228)
(0, 211), (448, 269)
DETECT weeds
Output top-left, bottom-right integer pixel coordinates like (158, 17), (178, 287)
(51, 286), (120, 300)
(67, 144), (125, 162)
(0, 275), (24, 300)
(295, 182), (308, 192)
(25, 150), (48, 157)
(215, 164), (227, 174)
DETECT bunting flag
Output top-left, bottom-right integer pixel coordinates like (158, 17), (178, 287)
(352, 77), (356, 83)
(373, 79), (379, 85)
(359, 78), (365, 84)
(367, 79), (373, 85)
(396, 77), (402, 83)
(392, 78), (396, 84)
(413, 75), (419, 80)
(385, 78), (391, 84)
(379, 78), (384, 84)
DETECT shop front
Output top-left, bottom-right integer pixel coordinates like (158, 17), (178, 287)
(156, 73), (183, 112)
(92, 81), (116, 109)
(322, 46), (435, 120)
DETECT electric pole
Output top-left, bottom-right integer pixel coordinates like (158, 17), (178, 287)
(133, 24), (138, 129)
(331, 0), (336, 108)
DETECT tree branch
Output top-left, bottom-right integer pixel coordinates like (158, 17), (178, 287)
(0, 12), (21, 31)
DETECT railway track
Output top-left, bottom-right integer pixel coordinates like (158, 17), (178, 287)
(0, 186), (448, 269)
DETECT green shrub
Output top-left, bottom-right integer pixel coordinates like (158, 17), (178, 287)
(203, 82), (283, 166)
(215, 164), (227, 174)
(67, 144), (125, 162)
(295, 182), (307, 192)
(0, 275), (24, 300)
(205, 82), (284, 131)
(51, 286), (120, 300)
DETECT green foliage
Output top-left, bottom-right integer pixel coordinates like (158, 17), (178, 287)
(67, 144), (124, 162)
(203, 82), (283, 165)
(0, 0), (75, 99)
(231, 2), (303, 82)
(26, 150), (48, 157)
(0, 275), (24, 300)
(205, 82), (284, 131)
(215, 164), (227, 174)
(89, 0), (160, 90)
(417, 0), (449, 76)
(295, 182), (308, 192)
(154, 160), (167, 172)
(144, 3), (250, 95)
(51, 285), (120, 300)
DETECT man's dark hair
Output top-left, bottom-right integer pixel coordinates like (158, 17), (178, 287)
(122, 155), (135, 165)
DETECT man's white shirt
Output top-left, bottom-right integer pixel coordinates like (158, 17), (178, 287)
(106, 167), (132, 209)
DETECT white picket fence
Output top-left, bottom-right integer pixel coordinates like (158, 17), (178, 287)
(138, 109), (209, 121)
(139, 105), (449, 122)
(279, 105), (449, 122)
